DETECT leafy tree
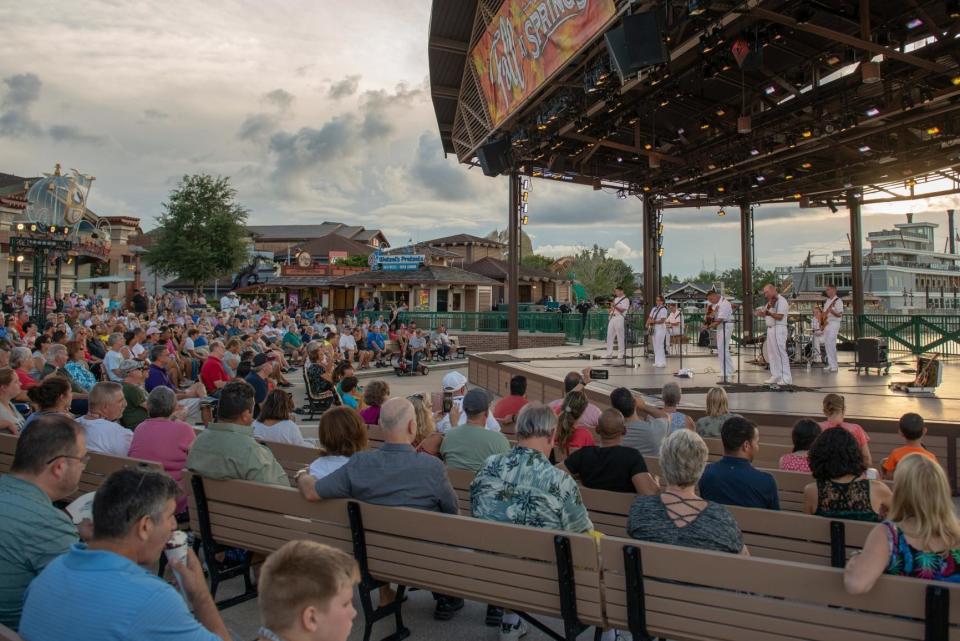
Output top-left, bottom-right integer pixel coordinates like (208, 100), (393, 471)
(144, 174), (249, 293)
(569, 245), (636, 300)
(486, 228), (533, 258)
(521, 254), (555, 271)
(338, 254), (371, 268)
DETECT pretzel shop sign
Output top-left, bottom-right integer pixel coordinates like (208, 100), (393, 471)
(472, 0), (617, 129)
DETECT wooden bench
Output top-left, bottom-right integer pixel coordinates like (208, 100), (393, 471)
(0, 433), (162, 501)
(601, 535), (958, 641)
(702, 436), (791, 468)
(262, 441), (318, 484)
(0, 624), (23, 641)
(185, 472), (601, 641)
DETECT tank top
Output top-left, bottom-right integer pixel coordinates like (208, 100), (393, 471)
(668, 411), (689, 433)
(884, 521), (960, 582)
(815, 478), (879, 522)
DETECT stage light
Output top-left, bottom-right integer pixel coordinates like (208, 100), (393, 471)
(717, 209), (726, 217)
(793, 193), (802, 199)
(949, 0), (960, 19)
(750, 148), (760, 156)
(865, 107), (880, 117)
(617, 156), (623, 163)
(824, 54), (840, 66)
(764, 85), (776, 95)
(715, 107), (726, 117)
(643, 142), (653, 151)
(677, 127), (685, 136)
(643, 185), (651, 192)
(861, 61), (881, 84)
(801, 129), (812, 139)
(521, 203), (528, 214)
(699, 120), (711, 130)
(29, 224), (36, 232)
(801, 162), (812, 169)
(756, 175), (765, 182)
(954, 76), (960, 87)
(926, 126), (941, 136)
(522, 179), (530, 190)
(658, 247), (665, 257)
(49, 225), (57, 233)
(688, 0), (708, 16)
(784, 173), (795, 180)
(16, 223), (24, 231)
(717, 186), (726, 193)
(16, 255), (24, 262)
(522, 215), (529, 224)
(858, 144), (871, 153)
(905, 18), (923, 29)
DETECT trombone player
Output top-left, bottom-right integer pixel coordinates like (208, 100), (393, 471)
(605, 286), (630, 360)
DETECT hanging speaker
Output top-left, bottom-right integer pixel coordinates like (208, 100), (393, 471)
(605, 11), (668, 83)
(476, 137), (510, 177)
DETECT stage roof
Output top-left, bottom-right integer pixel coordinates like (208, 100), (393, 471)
(429, 0), (960, 209)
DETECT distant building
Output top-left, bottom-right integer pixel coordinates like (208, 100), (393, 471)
(247, 223), (389, 255)
(780, 213), (960, 311)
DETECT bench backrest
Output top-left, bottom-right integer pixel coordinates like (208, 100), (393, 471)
(644, 454), (892, 513)
(356, 501), (604, 628)
(183, 471), (354, 556)
(1, 433), (162, 501)
(262, 441), (318, 484)
(702, 436), (791, 467)
(446, 466), (475, 514)
(0, 623), (23, 641)
(600, 535), (959, 641)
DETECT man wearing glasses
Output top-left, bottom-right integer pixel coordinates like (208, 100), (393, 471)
(0, 414), (86, 631)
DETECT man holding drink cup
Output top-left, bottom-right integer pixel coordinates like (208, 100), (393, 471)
(19, 468), (231, 641)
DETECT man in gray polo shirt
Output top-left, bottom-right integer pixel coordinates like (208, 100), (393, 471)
(296, 397), (463, 621)
(610, 387), (670, 457)
(0, 414), (84, 630)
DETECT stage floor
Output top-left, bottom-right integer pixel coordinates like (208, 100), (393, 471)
(476, 341), (960, 424)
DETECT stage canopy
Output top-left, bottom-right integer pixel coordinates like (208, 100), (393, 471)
(429, 0), (960, 209)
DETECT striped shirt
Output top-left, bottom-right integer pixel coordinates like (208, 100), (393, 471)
(20, 543), (219, 641)
(0, 475), (77, 631)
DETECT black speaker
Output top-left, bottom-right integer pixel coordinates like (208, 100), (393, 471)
(856, 337), (888, 364)
(476, 137), (510, 177)
(605, 11), (668, 82)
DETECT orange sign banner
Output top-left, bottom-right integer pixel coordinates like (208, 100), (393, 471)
(471, 0), (617, 129)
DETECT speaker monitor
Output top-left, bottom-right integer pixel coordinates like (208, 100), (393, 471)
(476, 137), (510, 177)
(605, 11), (668, 82)
(856, 337), (888, 364)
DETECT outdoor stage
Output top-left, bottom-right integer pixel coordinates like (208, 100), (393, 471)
(468, 341), (960, 426)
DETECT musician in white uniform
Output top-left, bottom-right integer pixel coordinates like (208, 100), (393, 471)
(605, 286), (629, 360)
(666, 302), (683, 354)
(646, 295), (669, 368)
(822, 284), (844, 372)
(810, 304), (824, 364)
(706, 290), (734, 380)
(757, 284), (791, 385)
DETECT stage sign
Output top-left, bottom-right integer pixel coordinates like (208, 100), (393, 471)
(471, 0), (617, 129)
(369, 251), (425, 271)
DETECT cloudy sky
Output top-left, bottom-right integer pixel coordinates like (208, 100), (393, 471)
(2, 1), (958, 277)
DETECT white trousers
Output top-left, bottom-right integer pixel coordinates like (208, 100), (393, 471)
(767, 325), (791, 383)
(606, 315), (625, 358)
(824, 323), (840, 370)
(715, 324), (734, 376)
(811, 332), (824, 363)
(652, 325), (667, 366)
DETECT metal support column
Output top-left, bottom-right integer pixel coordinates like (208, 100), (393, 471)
(847, 189), (865, 338)
(508, 173), (520, 350)
(642, 195), (658, 320)
(739, 200), (754, 341)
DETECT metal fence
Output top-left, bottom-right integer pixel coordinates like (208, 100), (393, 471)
(359, 310), (960, 357)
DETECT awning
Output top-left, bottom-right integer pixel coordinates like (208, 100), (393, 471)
(75, 275), (135, 284)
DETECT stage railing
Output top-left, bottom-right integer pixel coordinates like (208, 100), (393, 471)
(356, 310), (960, 357)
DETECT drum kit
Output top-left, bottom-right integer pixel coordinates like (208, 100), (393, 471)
(758, 320), (825, 366)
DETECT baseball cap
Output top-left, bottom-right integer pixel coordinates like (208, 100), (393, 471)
(252, 353), (276, 368)
(441, 371), (468, 392)
(116, 359), (144, 376)
(145, 326), (160, 336)
(461, 388), (490, 415)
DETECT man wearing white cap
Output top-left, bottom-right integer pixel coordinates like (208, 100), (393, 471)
(436, 371), (501, 433)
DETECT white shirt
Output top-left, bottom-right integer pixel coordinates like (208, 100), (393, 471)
(764, 295), (789, 328)
(823, 296), (843, 326)
(435, 397), (502, 434)
(103, 349), (124, 382)
(666, 310), (683, 334)
(308, 455), (349, 480)
(253, 419), (307, 446)
(610, 296), (629, 317)
(648, 306), (668, 326)
(713, 297), (733, 324)
(76, 416), (132, 456)
(339, 334), (357, 351)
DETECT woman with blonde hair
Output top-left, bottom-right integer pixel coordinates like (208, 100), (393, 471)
(844, 454), (960, 593)
(555, 390), (595, 458)
(819, 392), (873, 466)
(409, 395), (443, 457)
(695, 386), (737, 438)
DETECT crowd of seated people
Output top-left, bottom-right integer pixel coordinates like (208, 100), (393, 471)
(1, 286), (957, 639)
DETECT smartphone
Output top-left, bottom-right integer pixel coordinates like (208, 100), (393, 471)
(591, 369), (609, 380)
(442, 397), (453, 414)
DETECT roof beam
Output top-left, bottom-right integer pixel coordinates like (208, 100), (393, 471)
(429, 36), (468, 55)
(431, 85), (460, 100)
(750, 7), (949, 73)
